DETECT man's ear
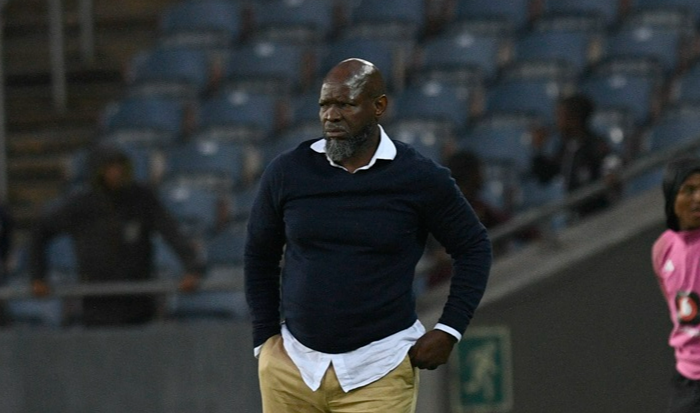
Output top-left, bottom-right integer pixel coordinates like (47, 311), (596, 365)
(374, 95), (388, 117)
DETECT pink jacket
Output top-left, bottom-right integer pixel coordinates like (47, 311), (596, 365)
(653, 228), (700, 379)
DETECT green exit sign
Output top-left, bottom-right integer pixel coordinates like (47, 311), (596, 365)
(451, 326), (513, 412)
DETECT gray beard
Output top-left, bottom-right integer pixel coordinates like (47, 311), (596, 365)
(325, 124), (375, 163)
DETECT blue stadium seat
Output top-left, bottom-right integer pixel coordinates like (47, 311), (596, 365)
(641, 103), (700, 153)
(250, 0), (338, 43)
(542, 0), (621, 26)
(670, 62), (700, 102)
(580, 58), (663, 125)
(223, 41), (316, 94)
(590, 108), (635, 158)
(633, 0), (700, 24)
(194, 91), (284, 142)
(153, 235), (185, 279)
(392, 81), (472, 130)
(458, 112), (539, 173)
(454, 0), (535, 29)
(385, 119), (455, 163)
(514, 14), (604, 74)
(417, 21), (509, 81)
(263, 125), (319, 165)
(162, 140), (246, 191)
(158, 0), (245, 50)
(126, 47), (214, 100)
(100, 96), (186, 147)
(167, 224), (248, 320)
(486, 60), (576, 124)
(349, 0), (427, 38)
(159, 183), (222, 236)
(480, 160), (521, 213)
(604, 8), (695, 74)
(516, 175), (568, 230)
(624, 166), (664, 198)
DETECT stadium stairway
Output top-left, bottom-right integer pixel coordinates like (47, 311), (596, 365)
(2, 0), (175, 230)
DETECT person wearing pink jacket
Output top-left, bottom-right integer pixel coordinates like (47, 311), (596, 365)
(653, 157), (700, 413)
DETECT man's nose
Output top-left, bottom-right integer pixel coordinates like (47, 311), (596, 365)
(322, 105), (341, 121)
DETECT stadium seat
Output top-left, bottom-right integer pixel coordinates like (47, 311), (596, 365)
(162, 140), (247, 191)
(100, 96), (187, 147)
(223, 41), (316, 94)
(152, 235), (185, 279)
(590, 108), (636, 158)
(640, 102), (700, 153)
(514, 14), (605, 74)
(416, 19), (511, 81)
(250, 0), (339, 43)
(459, 112), (540, 173)
(453, 0), (535, 30)
(167, 224), (248, 320)
(541, 0), (622, 26)
(125, 46), (214, 100)
(581, 58), (663, 125)
(391, 80), (472, 129)
(604, 8), (695, 74)
(624, 166), (664, 198)
(385, 118), (455, 163)
(158, 0), (245, 50)
(159, 183), (222, 236)
(349, 0), (427, 38)
(632, 0), (700, 24)
(194, 91), (285, 142)
(670, 61), (700, 102)
(486, 60), (576, 124)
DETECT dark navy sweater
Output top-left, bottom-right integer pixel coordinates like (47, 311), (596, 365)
(245, 138), (492, 354)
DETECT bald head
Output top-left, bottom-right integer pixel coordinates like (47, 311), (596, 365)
(323, 58), (386, 100)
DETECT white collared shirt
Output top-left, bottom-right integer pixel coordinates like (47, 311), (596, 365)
(255, 125), (462, 392)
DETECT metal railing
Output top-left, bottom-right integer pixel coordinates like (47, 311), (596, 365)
(488, 137), (700, 245)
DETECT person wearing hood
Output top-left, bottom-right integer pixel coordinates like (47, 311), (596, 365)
(652, 156), (700, 412)
(29, 145), (205, 327)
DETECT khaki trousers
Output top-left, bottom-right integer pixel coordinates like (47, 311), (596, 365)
(258, 334), (419, 413)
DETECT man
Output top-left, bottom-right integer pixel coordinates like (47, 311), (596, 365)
(653, 157), (700, 412)
(30, 145), (204, 326)
(245, 58), (492, 412)
(531, 93), (618, 218)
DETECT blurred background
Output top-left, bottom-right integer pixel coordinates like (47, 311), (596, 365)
(0, 0), (698, 411)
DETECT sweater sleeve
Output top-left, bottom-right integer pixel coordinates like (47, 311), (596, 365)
(424, 167), (493, 336)
(244, 159), (287, 348)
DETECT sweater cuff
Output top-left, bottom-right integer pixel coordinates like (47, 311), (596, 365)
(435, 323), (462, 342)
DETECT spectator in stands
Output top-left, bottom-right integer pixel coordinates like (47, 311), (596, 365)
(653, 157), (700, 413)
(0, 203), (13, 326)
(29, 145), (205, 327)
(245, 58), (492, 412)
(531, 93), (620, 219)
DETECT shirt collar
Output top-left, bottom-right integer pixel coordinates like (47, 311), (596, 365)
(310, 125), (396, 172)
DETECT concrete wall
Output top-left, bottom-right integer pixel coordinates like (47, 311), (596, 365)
(0, 322), (262, 413)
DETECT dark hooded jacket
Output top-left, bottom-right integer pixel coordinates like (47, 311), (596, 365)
(29, 146), (205, 325)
